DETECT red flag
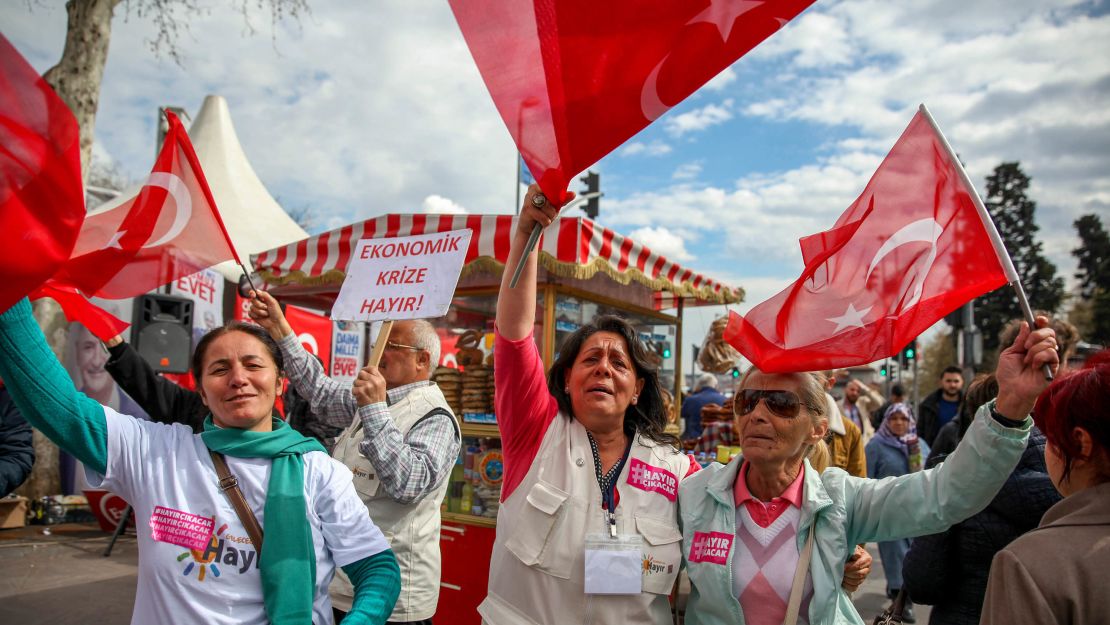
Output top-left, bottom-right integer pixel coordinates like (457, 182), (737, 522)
(449, 0), (815, 202)
(54, 111), (240, 300)
(724, 109), (1013, 373)
(29, 283), (130, 341)
(0, 33), (84, 311)
(285, 305), (333, 374)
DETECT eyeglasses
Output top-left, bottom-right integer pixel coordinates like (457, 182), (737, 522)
(735, 389), (803, 419)
(382, 341), (424, 352)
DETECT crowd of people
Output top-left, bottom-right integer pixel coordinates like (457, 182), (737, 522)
(0, 186), (1106, 625)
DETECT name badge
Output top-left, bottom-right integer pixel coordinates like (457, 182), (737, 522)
(584, 533), (643, 595)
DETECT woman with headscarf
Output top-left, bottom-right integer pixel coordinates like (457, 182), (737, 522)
(865, 403), (928, 620)
(0, 297), (401, 625)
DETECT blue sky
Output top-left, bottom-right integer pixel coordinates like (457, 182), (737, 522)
(4, 0), (1108, 374)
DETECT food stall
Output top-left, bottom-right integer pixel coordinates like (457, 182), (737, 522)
(252, 213), (742, 622)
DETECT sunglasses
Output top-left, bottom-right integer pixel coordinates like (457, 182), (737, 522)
(734, 389), (803, 419)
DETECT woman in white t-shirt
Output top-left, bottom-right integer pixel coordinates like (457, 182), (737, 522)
(0, 298), (400, 625)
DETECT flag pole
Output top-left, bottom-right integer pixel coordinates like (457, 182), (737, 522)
(919, 104), (1052, 381)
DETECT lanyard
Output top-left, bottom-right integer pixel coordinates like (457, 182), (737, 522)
(587, 431), (633, 538)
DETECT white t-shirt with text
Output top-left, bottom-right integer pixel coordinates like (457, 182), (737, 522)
(87, 408), (390, 625)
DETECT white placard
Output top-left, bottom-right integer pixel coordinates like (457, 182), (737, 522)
(170, 268), (224, 346)
(332, 229), (472, 321)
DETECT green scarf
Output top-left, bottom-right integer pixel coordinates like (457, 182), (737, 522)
(202, 416), (326, 624)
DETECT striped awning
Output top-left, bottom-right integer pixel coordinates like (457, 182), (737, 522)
(252, 214), (742, 308)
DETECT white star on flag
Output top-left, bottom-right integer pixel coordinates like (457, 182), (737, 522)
(103, 231), (126, 250)
(690, 0), (765, 42)
(826, 302), (873, 335)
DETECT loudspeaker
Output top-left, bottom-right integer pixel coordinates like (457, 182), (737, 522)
(133, 294), (194, 373)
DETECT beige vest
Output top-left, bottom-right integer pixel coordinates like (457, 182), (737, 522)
(479, 414), (689, 625)
(329, 384), (457, 621)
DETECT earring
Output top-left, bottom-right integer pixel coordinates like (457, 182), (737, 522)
(632, 395), (638, 404)
(564, 386), (569, 394)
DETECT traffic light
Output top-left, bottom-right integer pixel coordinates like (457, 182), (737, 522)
(661, 342), (672, 359)
(880, 365), (888, 378)
(579, 170), (600, 219)
(901, 340), (917, 362)
(730, 367), (741, 378)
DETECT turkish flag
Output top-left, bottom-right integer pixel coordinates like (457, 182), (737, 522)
(724, 109), (1013, 373)
(28, 283), (130, 341)
(0, 33), (84, 312)
(449, 0), (815, 202)
(53, 111), (240, 300)
(285, 305), (333, 374)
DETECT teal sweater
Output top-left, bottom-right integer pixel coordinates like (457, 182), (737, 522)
(0, 299), (400, 624)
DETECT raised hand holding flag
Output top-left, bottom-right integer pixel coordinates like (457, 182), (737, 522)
(725, 106), (1019, 373)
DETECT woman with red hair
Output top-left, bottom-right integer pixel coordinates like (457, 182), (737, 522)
(981, 351), (1110, 625)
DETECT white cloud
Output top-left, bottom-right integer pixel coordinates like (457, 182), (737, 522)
(703, 67), (737, 91)
(664, 99), (734, 137)
(629, 226), (695, 262)
(421, 194), (467, 214)
(672, 162), (702, 180)
(620, 140), (672, 157)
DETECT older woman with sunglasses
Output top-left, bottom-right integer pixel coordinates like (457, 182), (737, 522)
(678, 319), (1060, 625)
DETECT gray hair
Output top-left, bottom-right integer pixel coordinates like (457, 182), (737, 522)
(410, 319), (441, 376)
(694, 372), (718, 391)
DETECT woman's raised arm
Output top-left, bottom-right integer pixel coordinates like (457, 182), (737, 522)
(496, 184), (570, 341)
(0, 299), (108, 474)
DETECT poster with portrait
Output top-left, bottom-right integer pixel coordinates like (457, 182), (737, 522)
(62, 296), (150, 494)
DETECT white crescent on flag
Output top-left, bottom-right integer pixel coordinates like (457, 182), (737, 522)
(101, 172), (192, 250)
(864, 218), (943, 311)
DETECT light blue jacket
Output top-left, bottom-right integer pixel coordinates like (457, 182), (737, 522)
(678, 402), (1031, 625)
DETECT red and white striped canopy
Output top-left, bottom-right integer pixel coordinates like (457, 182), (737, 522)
(252, 214), (742, 308)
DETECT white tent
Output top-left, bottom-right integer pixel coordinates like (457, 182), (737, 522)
(93, 95), (308, 281)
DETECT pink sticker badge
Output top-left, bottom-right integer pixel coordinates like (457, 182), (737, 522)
(626, 457), (678, 501)
(689, 531), (733, 565)
(149, 505), (215, 551)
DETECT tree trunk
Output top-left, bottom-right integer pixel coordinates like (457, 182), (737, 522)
(21, 0), (121, 499)
(42, 0), (121, 187)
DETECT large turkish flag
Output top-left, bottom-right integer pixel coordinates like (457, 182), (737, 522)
(725, 109), (1013, 373)
(55, 111), (240, 300)
(449, 0), (816, 202)
(0, 33), (83, 312)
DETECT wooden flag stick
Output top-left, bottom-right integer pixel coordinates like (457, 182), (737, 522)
(367, 320), (394, 368)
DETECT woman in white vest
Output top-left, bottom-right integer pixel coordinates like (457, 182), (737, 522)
(479, 185), (698, 625)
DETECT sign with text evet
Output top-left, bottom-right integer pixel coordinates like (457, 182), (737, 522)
(332, 229), (472, 321)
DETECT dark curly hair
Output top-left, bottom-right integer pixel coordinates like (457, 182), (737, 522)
(547, 315), (679, 449)
(191, 322), (285, 381)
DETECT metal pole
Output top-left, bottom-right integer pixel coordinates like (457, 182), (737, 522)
(912, 355), (919, 409)
(515, 152), (522, 216)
